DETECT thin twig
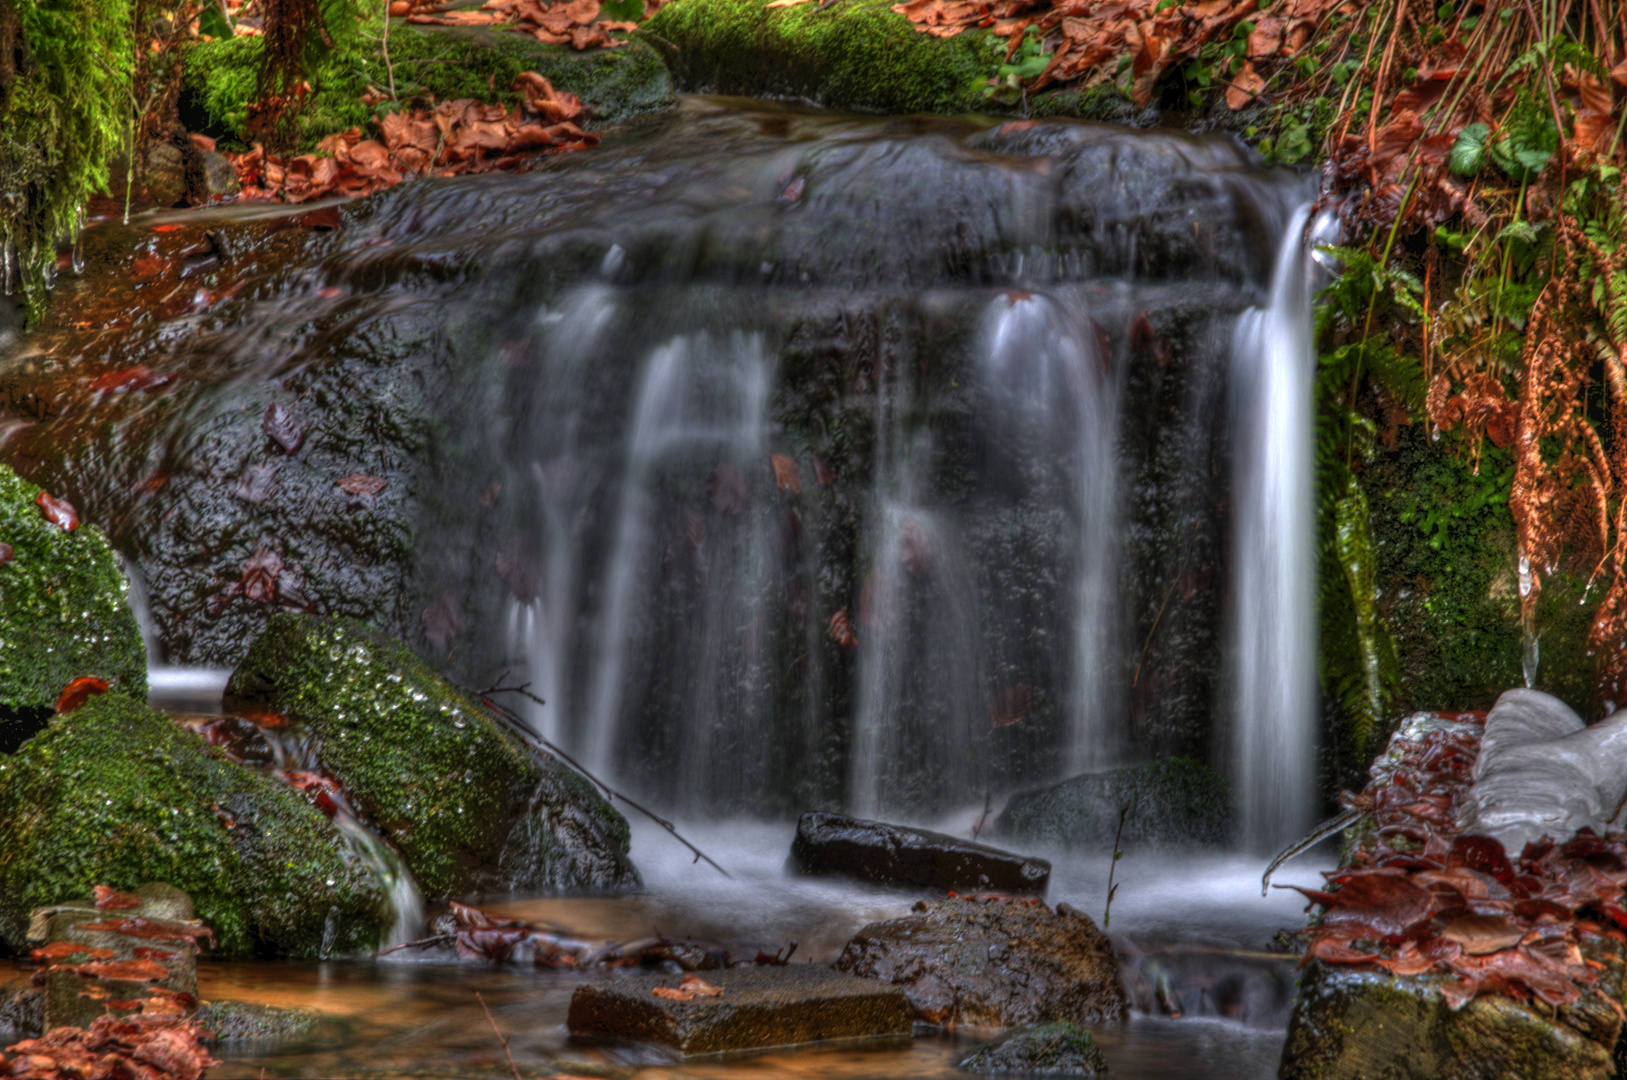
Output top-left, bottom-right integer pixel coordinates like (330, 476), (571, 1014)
(375, 933), (454, 956)
(476, 992), (523, 1080)
(477, 686), (733, 879)
(1103, 803), (1128, 930)
(381, 0), (398, 102)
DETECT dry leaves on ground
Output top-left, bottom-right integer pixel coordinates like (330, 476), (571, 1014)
(0, 1014), (218, 1080)
(229, 75), (597, 204)
(1285, 712), (1627, 1012)
(889, 0), (1354, 106)
(400, 0), (662, 49)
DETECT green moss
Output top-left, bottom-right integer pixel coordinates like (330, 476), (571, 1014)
(0, 462), (145, 712)
(226, 613), (638, 897)
(184, 15), (672, 151)
(0, 0), (133, 320)
(0, 693), (388, 958)
(1363, 430), (1598, 719)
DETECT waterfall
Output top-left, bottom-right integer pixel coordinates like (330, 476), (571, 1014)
(1229, 205), (1317, 851)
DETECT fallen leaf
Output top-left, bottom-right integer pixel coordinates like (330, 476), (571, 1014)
(770, 453), (802, 494)
(94, 886), (145, 911)
(233, 463), (280, 504)
(36, 491), (78, 530)
(1441, 913), (1525, 955)
(262, 402), (304, 454)
(239, 546), (283, 604)
(1322, 872), (1434, 937)
(30, 943), (117, 962)
(55, 676), (110, 715)
(652, 986), (696, 1001)
(88, 366), (176, 393)
(829, 607), (857, 648)
(337, 473), (388, 507)
(678, 973), (724, 996)
(1226, 60), (1266, 110)
(72, 959), (171, 983)
(74, 918), (214, 946)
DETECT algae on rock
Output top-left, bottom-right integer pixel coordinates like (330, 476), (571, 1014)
(0, 693), (390, 958)
(226, 613), (640, 898)
(0, 462), (146, 718)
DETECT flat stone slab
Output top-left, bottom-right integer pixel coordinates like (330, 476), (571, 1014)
(790, 811), (1050, 895)
(566, 966), (912, 1057)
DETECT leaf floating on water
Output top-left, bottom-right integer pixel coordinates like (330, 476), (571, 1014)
(828, 607), (856, 649)
(36, 491), (78, 530)
(770, 453), (802, 494)
(55, 676), (110, 715)
(262, 402), (304, 454)
(989, 684), (1031, 729)
(94, 885), (145, 911)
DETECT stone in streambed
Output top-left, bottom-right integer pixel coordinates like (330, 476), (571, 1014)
(566, 967), (912, 1057)
(995, 757), (1234, 852)
(193, 1000), (332, 1044)
(789, 811), (1050, 895)
(959, 1020), (1108, 1076)
(226, 613), (640, 899)
(0, 693), (389, 959)
(0, 462), (146, 735)
(834, 895), (1127, 1027)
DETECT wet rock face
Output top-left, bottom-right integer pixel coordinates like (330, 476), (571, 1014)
(0, 693), (388, 959)
(1462, 688), (1627, 855)
(0, 462), (146, 716)
(958, 1020), (1108, 1076)
(226, 613), (640, 898)
(567, 967), (913, 1057)
(995, 757), (1233, 851)
(833, 896), (1128, 1027)
(1123, 947), (1295, 1029)
(790, 812), (1050, 894)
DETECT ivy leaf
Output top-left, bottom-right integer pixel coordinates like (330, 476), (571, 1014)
(1448, 122), (1490, 177)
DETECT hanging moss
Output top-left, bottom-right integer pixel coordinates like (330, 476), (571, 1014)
(0, 0), (133, 322)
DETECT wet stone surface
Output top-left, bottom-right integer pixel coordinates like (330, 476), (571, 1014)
(834, 895), (1128, 1027)
(959, 1020), (1109, 1076)
(790, 811), (1050, 895)
(566, 966), (913, 1057)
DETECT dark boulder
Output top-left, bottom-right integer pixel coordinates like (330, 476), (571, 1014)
(790, 811), (1050, 895)
(959, 1020), (1109, 1076)
(833, 895), (1128, 1027)
(567, 967), (912, 1057)
(995, 757), (1233, 851)
(226, 613), (639, 899)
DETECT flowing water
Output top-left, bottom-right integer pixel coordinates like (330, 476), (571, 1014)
(2, 96), (1333, 1076)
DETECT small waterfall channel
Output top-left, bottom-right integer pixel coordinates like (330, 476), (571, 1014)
(30, 101), (1324, 841)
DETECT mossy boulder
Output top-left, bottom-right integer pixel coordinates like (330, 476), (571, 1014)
(995, 756), (1233, 851)
(183, 13), (673, 151)
(1280, 960), (1627, 1080)
(225, 613), (639, 898)
(0, 693), (389, 959)
(642, 0), (1132, 119)
(0, 461), (146, 724)
(959, 1019), (1108, 1076)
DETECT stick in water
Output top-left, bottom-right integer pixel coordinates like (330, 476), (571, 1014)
(476, 991), (523, 1080)
(476, 683), (733, 879)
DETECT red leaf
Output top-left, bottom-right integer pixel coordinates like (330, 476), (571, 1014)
(1441, 913), (1524, 956)
(263, 402), (304, 454)
(75, 918), (214, 947)
(56, 676), (109, 715)
(769, 453), (802, 495)
(36, 491), (78, 530)
(829, 607), (857, 648)
(1450, 834), (1516, 883)
(30, 942), (117, 962)
(88, 366), (176, 393)
(239, 546), (283, 604)
(133, 472), (171, 495)
(72, 958), (170, 983)
(94, 885), (145, 910)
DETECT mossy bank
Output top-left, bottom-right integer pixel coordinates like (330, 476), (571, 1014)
(0, 461), (145, 723)
(0, 692), (389, 958)
(227, 613), (639, 898)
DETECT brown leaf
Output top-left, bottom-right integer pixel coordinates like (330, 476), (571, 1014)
(72, 959), (170, 983)
(94, 886), (145, 911)
(36, 491), (78, 530)
(30, 942), (117, 962)
(336, 474), (387, 507)
(1322, 872), (1434, 937)
(1226, 60), (1265, 110)
(652, 985), (695, 1001)
(234, 462), (280, 504)
(770, 453), (802, 494)
(678, 973), (724, 996)
(262, 402), (303, 454)
(829, 607), (857, 648)
(1441, 913), (1525, 956)
(55, 676), (110, 715)
(240, 546), (283, 605)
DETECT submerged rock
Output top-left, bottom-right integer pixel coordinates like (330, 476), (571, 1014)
(833, 895), (1127, 1027)
(0, 693), (389, 958)
(0, 986), (42, 1041)
(567, 967), (912, 1057)
(0, 462), (146, 733)
(959, 1020), (1108, 1076)
(995, 757), (1233, 851)
(226, 613), (639, 898)
(193, 1000), (329, 1044)
(790, 811), (1050, 894)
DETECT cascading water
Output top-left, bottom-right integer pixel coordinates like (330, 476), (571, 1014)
(1228, 205), (1317, 851)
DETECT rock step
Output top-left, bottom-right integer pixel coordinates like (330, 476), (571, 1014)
(566, 967), (912, 1057)
(789, 811), (1050, 895)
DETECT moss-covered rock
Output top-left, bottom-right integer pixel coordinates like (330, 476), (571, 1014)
(226, 613), (639, 898)
(1280, 961), (1625, 1080)
(642, 0), (1132, 118)
(195, 1000), (334, 1044)
(959, 1019), (1107, 1076)
(0, 693), (389, 958)
(995, 756), (1234, 850)
(0, 461), (146, 721)
(183, 14), (673, 151)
